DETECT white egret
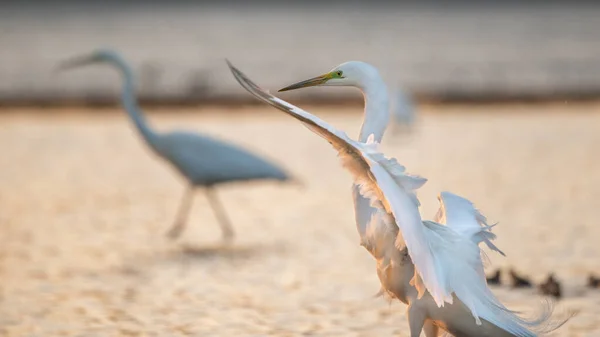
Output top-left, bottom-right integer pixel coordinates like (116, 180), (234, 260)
(227, 61), (572, 336)
(57, 50), (296, 242)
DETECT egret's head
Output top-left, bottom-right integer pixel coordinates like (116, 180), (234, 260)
(278, 61), (380, 92)
(56, 49), (120, 71)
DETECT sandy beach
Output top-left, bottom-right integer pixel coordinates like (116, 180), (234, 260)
(1, 103), (599, 336)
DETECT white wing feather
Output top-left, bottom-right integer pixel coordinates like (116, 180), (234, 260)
(421, 220), (558, 336)
(426, 192), (563, 336)
(435, 191), (505, 256)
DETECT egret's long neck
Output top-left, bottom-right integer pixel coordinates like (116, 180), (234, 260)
(358, 77), (390, 143)
(108, 56), (158, 146)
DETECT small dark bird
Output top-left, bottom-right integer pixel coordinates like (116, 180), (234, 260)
(539, 273), (562, 299)
(588, 274), (600, 288)
(509, 269), (533, 288)
(486, 269), (502, 286)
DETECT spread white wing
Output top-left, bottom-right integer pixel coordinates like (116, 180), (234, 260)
(435, 191), (505, 256)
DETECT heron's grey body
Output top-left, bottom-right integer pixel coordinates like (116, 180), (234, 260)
(59, 50), (292, 241)
(389, 86), (416, 136)
(152, 130), (290, 185)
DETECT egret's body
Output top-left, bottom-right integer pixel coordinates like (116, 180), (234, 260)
(59, 50), (293, 241)
(227, 61), (570, 336)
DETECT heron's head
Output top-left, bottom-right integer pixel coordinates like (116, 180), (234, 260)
(56, 49), (121, 71)
(278, 61), (380, 92)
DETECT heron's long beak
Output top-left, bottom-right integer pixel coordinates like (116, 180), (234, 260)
(278, 73), (332, 92)
(55, 55), (96, 72)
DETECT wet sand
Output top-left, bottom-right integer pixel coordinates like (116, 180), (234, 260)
(1, 103), (599, 336)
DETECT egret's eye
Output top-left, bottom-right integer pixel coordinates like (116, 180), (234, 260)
(336, 71), (343, 77)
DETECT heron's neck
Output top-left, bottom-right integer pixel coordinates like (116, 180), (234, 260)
(358, 78), (390, 143)
(110, 57), (158, 145)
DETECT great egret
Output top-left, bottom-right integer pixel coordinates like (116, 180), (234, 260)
(57, 50), (295, 242)
(227, 61), (571, 336)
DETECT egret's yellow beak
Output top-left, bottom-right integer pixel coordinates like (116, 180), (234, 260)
(278, 72), (333, 92)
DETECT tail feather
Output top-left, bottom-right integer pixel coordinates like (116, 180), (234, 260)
(515, 298), (578, 335)
(485, 297), (577, 336)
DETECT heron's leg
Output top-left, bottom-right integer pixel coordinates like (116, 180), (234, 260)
(205, 187), (235, 242)
(423, 320), (440, 337)
(407, 304), (426, 337)
(165, 185), (195, 240)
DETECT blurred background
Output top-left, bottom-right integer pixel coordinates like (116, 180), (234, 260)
(1, 0), (600, 105)
(1, 1), (599, 336)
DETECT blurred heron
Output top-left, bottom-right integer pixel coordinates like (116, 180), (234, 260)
(57, 50), (295, 242)
(389, 84), (417, 137)
(227, 61), (571, 336)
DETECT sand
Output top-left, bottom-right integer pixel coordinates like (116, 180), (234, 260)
(1, 103), (599, 336)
